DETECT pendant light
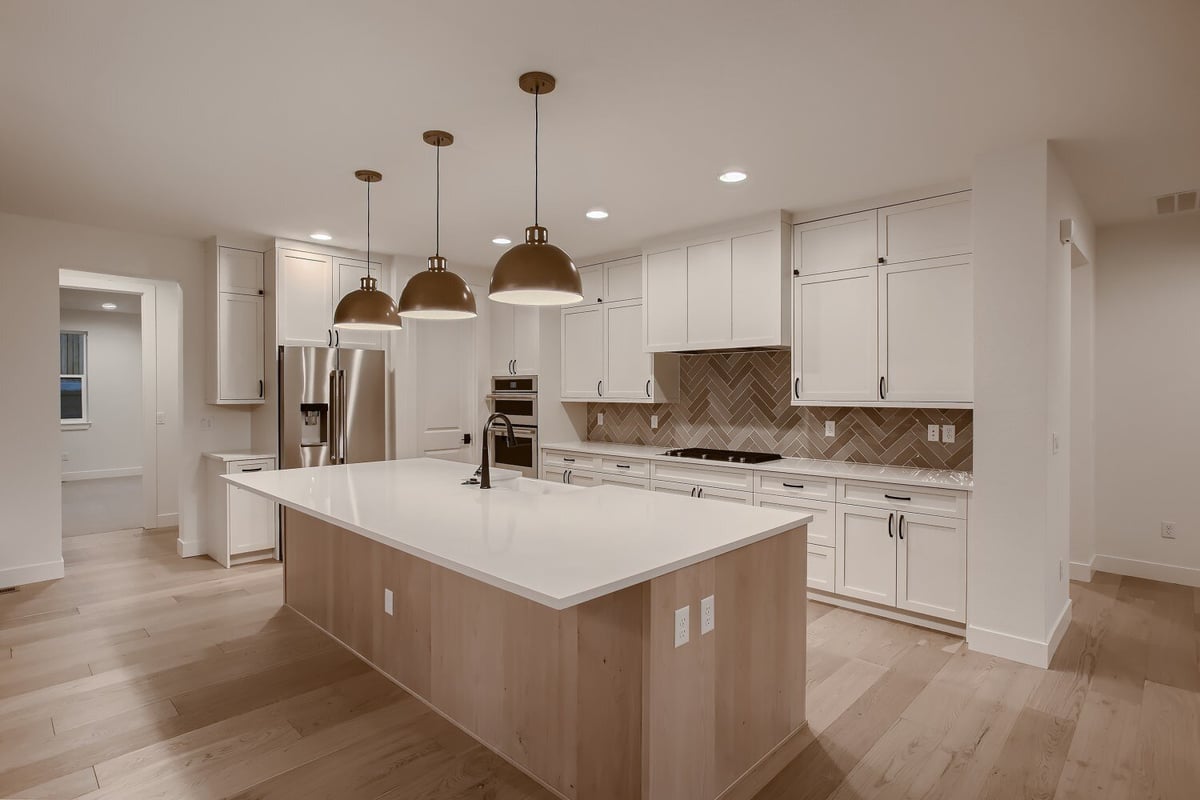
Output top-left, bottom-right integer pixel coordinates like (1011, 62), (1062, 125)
(333, 170), (404, 331)
(489, 71), (583, 306)
(398, 131), (478, 319)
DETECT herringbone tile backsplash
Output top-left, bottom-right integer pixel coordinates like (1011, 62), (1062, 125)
(587, 350), (972, 471)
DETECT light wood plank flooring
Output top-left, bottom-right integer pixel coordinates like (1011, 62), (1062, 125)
(0, 528), (1197, 799)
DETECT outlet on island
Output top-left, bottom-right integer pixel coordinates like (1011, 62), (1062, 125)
(674, 605), (690, 647)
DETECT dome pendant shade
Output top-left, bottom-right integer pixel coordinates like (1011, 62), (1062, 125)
(489, 225), (582, 305)
(333, 275), (404, 330)
(399, 256), (478, 319)
(334, 168), (403, 331)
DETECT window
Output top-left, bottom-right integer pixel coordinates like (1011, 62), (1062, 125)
(60, 331), (88, 425)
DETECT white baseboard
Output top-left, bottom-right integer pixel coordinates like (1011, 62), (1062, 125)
(967, 599), (1072, 671)
(807, 591), (966, 637)
(176, 538), (205, 558)
(156, 512), (179, 528)
(1091, 554), (1200, 588)
(0, 558), (65, 589)
(1069, 558), (1094, 582)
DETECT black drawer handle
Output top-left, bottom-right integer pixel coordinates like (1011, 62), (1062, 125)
(241, 467), (263, 473)
(563, 457), (575, 463)
(615, 464), (631, 469)
(783, 482), (805, 489)
(884, 493), (911, 502)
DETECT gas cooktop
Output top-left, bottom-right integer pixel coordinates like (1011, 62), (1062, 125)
(660, 448), (783, 464)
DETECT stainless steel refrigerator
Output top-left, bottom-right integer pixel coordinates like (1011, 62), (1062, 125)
(279, 347), (387, 469)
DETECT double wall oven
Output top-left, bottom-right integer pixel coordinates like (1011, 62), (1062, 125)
(486, 375), (538, 477)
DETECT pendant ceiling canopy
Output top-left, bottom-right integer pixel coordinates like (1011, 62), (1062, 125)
(489, 72), (582, 306)
(334, 169), (404, 331)
(399, 131), (478, 320)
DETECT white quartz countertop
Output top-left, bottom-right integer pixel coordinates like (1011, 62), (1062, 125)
(202, 450), (277, 463)
(225, 458), (811, 610)
(541, 441), (974, 490)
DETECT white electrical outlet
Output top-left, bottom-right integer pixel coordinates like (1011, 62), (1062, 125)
(700, 595), (715, 635)
(1162, 521), (1177, 539)
(674, 605), (690, 647)
(927, 424), (940, 442)
(384, 588), (394, 616)
(199, 417), (213, 430)
(651, 414), (659, 430)
(825, 420), (836, 437)
(941, 424), (956, 444)
(597, 412), (604, 426)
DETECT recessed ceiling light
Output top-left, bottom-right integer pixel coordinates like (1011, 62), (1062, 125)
(101, 302), (117, 310)
(309, 232), (333, 241)
(718, 170), (748, 183)
(585, 208), (609, 220)
(492, 237), (512, 245)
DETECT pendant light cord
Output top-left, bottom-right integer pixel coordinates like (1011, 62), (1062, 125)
(534, 88), (540, 227)
(366, 179), (372, 279)
(435, 140), (441, 256)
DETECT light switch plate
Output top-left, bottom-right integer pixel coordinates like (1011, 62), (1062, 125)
(651, 414), (659, 430)
(700, 595), (715, 635)
(825, 420), (836, 437)
(384, 588), (394, 616)
(156, 411), (167, 426)
(674, 606), (690, 647)
(597, 412), (604, 426)
(941, 424), (956, 444)
(927, 424), (940, 442)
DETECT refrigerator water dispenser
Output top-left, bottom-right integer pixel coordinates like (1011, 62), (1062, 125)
(299, 403), (327, 446)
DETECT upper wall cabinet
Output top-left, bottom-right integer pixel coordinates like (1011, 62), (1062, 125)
(206, 243), (266, 405)
(573, 256), (643, 307)
(490, 302), (539, 376)
(790, 191), (973, 408)
(275, 248), (384, 350)
(642, 213), (792, 352)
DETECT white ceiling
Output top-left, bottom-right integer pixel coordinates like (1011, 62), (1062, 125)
(60, 288), (140, 315)
(3, 1), (1199, 269)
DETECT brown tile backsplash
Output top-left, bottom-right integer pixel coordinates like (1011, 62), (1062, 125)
(587, 350), (972, 471)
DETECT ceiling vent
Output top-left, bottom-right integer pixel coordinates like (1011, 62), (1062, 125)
(1155, 190), (1198, 215)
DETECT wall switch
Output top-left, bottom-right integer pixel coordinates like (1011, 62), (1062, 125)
(700, 595), (715, 635)
(927, 424), (940, 442)
(1162, 521), (1177, 539)
(155, 411), (167, 426)
(1051, 433), (1061, 455)
(941, 425), (956, 444)
(1058, 560), (1064, 580)
(597, 412), (604, 426)
(825, 420), (836, 437)
(674, 605), (690, 647)
(383, 588), (394, 616)
(651, 414), (659, 430)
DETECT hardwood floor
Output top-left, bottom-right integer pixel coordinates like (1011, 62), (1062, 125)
(0, 528), (1197, 800)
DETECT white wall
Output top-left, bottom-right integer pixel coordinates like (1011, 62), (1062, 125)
(59, 308), (143, 474)
(1093, 214), (1200, 586)
(0, 212), (251, 586)
(969, 140), (1090, 667)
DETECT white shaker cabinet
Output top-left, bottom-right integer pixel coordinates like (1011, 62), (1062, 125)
(332, 257), (384, 350)
(896, 512), (967, 623)
(206, 243), (266, 405)
(277, 249), (335, 347)
(792, 268), (879, 403)
(604, 256), (643, 302)
(793, 209), (879, 276)
(560, 306), (604, 399)
(204, 455), (278, 568)
(490, 302), (540, 376)
(644, 247), (688, 349)
(686, 239), (732, 347)
(835, 504), (897, 606)
(879, 256), (973, 403)
(604, 301), (654, 400)
(578, 264), (605, 306)
(878, 193), (972, 265)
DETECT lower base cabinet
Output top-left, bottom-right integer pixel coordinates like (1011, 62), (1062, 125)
(651, 479), (753, 504)
(204, 456), (278, 568)
(544, 466), (650, 489)
(806, 544), (835, 591)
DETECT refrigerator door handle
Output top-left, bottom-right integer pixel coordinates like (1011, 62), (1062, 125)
(329, 369), (341, 464)
(338, 369), (348, 464)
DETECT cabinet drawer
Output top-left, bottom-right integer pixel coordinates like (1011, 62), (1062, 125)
(597, 473), (650, 490)
(650, 479), (752, 505)
(754, 471), (835, 502)
(542, 450), (601, 471)
(229, 459), (274, 474)
(838, 479), (966, 518)
(650, 462), (753, 491)
(807, 544), (835, 591)
(753, 495), (835, 547)
(600, 457), (648, 477)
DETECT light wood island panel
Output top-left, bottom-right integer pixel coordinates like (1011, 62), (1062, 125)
(283, 508), (808, 800)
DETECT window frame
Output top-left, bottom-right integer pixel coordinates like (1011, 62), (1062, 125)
(60, 330), (90, 429)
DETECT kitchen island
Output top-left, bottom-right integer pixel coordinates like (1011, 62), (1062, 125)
(227, 458), (811, 800)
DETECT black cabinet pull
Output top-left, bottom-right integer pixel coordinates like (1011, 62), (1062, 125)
(879, 376), (886, 399)
(884, 493), (911, 502)
(563, 457), (575, 463)
(888, 512), (894, 538)
(690, 486), (696, 497)
(878, 257), (886, 264)
(698, 487), (704, 498)
(793, 268), (799, 277)
(794, 377), (800, 399)
(258, 379), (264, 398)
(783, 482), (805, 489)
(241, 467), (263, 473)
(597, 380), (603, 397)
(646, 379), (651, 397)
(326, 330), (332, 347)
(615, 464), (630, 469)
(899, 514), (906, 540)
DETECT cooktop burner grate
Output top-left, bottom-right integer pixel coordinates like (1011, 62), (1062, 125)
(660, 448), (783, 464)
